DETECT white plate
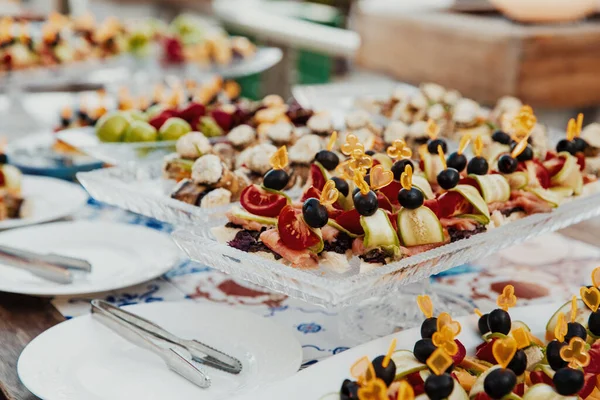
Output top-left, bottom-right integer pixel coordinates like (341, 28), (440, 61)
(0, 176), (88, 230)
(0, 221), (183, 296)
(234, 302), (561, 400)
(18, 301), (303, 400)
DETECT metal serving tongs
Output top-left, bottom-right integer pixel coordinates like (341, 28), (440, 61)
(0, 244), (92, 284)
(91, 300), (242, 383)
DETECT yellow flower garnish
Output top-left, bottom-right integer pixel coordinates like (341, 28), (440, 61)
(511, 135), (530, 159)
(426, 119), (440, 140)
(473, 136), (483, 158)
(417, 295), (434, 319)
(341, 134), (364, 156)
(592, 266), (600, 288)
(396, 381), (415, 400)
(369, 165), (393, 191)
(320, 180), (339, 206)
(383, 339), (397, 369)
(327, 131), (338, 152)
(497, 285), (517, 311)
(581, 286), (600, 313)
(354, 173), (370, 196)
(426, 348), (453, 376)
(358, 379), (388, 400)
(438, 145), (447, 170)
(458, 134), (471, 155)
(269, 146), (288, 170)
(400, 164), (413, 191)
(512, 327), (531, 349)
(387, 139), (412, 160)
(554, 312), (568, 343)
(571, 295), (578, 323)
(493, 336), (517, 369)
(432, 325), (459, 356)
(560, 337), (591, 369)
(437, 312), (461, 336)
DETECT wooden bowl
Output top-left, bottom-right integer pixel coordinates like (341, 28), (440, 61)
(489, 0), (597, 23)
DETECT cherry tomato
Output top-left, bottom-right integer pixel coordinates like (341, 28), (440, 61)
(576, 153), (586, 171)
(334, 209), (364, 235)
(277, 205), (322, 250)
(377, 192), (394, 212)
(310, 164), (327, 191)
(424, 198), (440, 217)
(543, 157), (565, 177)
(240, 185), (288, 217)
(437, 191), (473, 218)
(378, 180), (402, 205)
(301, 186), (321, 203)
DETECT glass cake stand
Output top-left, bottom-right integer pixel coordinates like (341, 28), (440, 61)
(78, 160), (600, 339)
(0, 55), (132, 132)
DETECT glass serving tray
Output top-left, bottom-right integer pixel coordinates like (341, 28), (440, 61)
(77, 163), (233, 225)
(58, 128), (177, 166)
(171, 185), (600, 309)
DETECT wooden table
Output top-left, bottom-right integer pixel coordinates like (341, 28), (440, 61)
(353, 3), (600, 109)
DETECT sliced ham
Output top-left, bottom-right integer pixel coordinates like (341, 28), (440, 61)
(400, 241), (447, 257)
(352, 237), (365, 255)
(260, 229), (318, 268)
(321, 225), (339, 242)
(226, 211), (268, 231)
(440, 217), (481, 231)
(504, 190), (553, 215)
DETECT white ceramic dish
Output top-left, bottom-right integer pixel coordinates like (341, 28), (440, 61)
(0, 175), (88, 230)
(234, 302), (560, 399)
(0, 220), (183, 296)
(18, 301), (303, 400)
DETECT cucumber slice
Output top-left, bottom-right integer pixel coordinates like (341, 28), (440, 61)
(546, 299), (589, 340)
(422, 151), (445, 184)
(398, 206), (444, 247)
(451, 185), (491, 223)
(448, 378), (470, 400)
(360, 209), (400, 255)
(230, 206), (277, 226)
(470, 365), (501, 398)
(413, 175), (435, 200)
(456, 214), (490, 225)
(511, 321), (530, 332)
(504, 171), (529, 190)
(551, 153), (584, 196)
(372, 153), (393, 170)
(522, 384), (576, 400)
(307, 226), (325, 254)
(391, 350), (427, 379)
(469, 174), (511, 204)
(549, 187), (574, 198)
(326, 219), (360, 238)
(526, 187), (561, 208)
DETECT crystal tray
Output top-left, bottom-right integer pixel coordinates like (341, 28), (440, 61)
(171, 184), (600, 309)
(77, 163), (232, 225)
(58, 128), (177, 166)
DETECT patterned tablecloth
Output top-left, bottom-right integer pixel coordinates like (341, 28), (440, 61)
(52, 198), (600, 368)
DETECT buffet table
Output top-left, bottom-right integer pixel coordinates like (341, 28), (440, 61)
(1, 198), (599, 399)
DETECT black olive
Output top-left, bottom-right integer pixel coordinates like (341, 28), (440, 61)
(414, 338), (437, 363)
(421, 317), (438, 339)
(424, 373), (454, 400)
(353, 190), (378, 216)
(478, 314), (490, 335)
(487, 309), (511, 335)
(556, 139), (576, 156)
(262, 169), (289, 191)
(507, 349), (527, 376)
(572, 137), (589, 153)
(314, 150), (340, 171)
(366, 150), (375, 156)
(427, 139), (448, 155)
(564, 322), (587, 343)
(447, 152), (467, 172)
(437, 168), (460, 190)
(547, 340), (568, 371)
(398, 187), (424, 209)
(553, 367), (585, 396)
(467, 156), (489, 175)
(484, 368), (517, 399)
(391, 159), (414, 181)
(371, 355), (396, 386)
(340, 379), (359, 399)
(302, 198), (328, 228)
(0, 154), (7, 164)
(589, 311), (600, 337)
(331, 177), (349, 197)
(492, 130), (512, 145)
(510, 142), (534, 162)
(497, 154), (518, 174)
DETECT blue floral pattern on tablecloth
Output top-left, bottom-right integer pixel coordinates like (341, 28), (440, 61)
(51, 196), (600, 366)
